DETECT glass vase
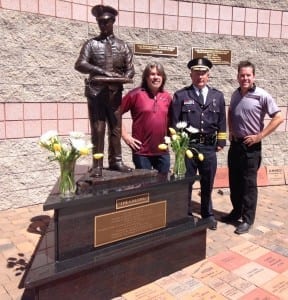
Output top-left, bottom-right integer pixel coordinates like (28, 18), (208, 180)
(173, 149), (186, 178)
(59, 159), (76, 199)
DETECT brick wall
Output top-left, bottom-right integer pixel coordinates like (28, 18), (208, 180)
(0, 0), (287, 209)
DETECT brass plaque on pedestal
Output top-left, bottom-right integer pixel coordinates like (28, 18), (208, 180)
(94, 201), (167, 247)
(116, 193), (150, 210)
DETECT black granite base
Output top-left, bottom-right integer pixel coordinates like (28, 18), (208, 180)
(24, 169), (206, 299)
(25, 220), (206, 300)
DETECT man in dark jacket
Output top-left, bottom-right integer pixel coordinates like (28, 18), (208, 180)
(171, 58), (226, 230)
(75, 5), (135, 177)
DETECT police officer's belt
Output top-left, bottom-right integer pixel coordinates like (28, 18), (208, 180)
(189, 133), (216, 145)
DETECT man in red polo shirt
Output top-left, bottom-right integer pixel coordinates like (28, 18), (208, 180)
(121, 62), (172, 174)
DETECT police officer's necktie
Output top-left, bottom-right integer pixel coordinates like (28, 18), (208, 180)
(198, 89), (204, 105)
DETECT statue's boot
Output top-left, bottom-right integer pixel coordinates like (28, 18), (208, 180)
(108, 125), (132, 173)
(90, 128), (104, 177)
(90, 156), (103, 177)
(89, 119), (105, 177)
(109, 159), (132, 172)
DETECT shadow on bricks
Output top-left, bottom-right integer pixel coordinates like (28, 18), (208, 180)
(6, 214), (52, 300)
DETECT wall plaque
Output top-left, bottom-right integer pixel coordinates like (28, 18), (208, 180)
(94, 201), (167, 247)
(266, 166), (285, 185)
(192, 48), (231, 65)
(134, 43), (178, 57)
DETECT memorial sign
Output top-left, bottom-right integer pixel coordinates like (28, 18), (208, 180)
(266, 166), (285, 185)
(116, 193), (149, 209)
(95, 201), (166, 247)
(134, 43), (178, 57)
(192, 48), (231, 65)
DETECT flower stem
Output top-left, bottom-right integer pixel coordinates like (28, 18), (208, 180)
(173, 149), (186, 178)
(59, 159), (76, 198)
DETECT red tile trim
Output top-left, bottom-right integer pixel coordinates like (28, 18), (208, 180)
(0, 1), (287, 39)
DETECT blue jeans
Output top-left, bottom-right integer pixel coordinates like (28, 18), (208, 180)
(132, 154), (170, 174)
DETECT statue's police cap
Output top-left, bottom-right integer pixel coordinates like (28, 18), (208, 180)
(91, 5), (118, 20)
(187, 57), (213, 71)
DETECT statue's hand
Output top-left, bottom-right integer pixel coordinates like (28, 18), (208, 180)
(110, 72), (122, 78)
(102, 71), (122, 78)
(103, 71), (114, 77)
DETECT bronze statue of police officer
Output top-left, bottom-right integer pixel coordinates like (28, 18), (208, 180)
(75, 5), (135, 177)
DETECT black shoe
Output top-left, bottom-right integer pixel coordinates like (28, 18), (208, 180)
(109, 162), (133, 173)
(198, 216), (217, 230)
(221, 213), (241, 223)
(208, 219), (217, 230)
(235, 222), (251, 234)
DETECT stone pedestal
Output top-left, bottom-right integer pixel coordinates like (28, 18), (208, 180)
(24, 169), (207, 300)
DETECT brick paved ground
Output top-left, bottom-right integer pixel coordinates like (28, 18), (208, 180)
(0, 185), (287, 299)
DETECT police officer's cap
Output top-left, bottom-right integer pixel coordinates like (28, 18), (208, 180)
(187, 57), (213, 71)
(91, 5), (118, 21)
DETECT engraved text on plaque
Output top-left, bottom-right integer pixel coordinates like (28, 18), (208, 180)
(192, 48), (231, 65)
(94, 201), (166, 247)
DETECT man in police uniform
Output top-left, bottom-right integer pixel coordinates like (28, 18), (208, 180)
(171, 57), (226, 230)
(75, 5), (135, 177)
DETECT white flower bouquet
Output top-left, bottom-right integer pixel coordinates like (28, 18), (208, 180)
(158, 122), (204, 177)
(39, 131), (103, 198)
